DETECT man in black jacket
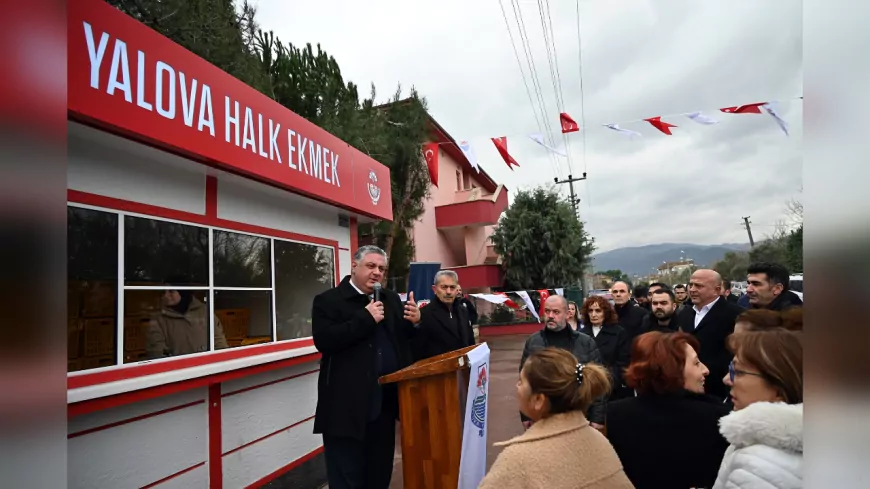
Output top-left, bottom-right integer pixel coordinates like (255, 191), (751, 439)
(311, 245), (421, 489)
(746, 262), (803, 311)
(456, 285), (478, 327)
(676, 269), (743, 401)
(519, 295), (607, 431)
(640, 288), (680, 333)
(611, 281), (647, 342)
(414, 270), (475, 361)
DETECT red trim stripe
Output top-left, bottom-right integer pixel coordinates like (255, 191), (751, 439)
(68, 338), (315, 390)
(208, 384), (223, 489)
(68, 400), (204, 439)
(349, 216), (359, 254)
(222, 369), (319, 398)
(244, 446), (325, 489)
(69, 353), (321, 418)
(222, 415), (315, 457)
(141, 461), (207, 489)
(205, 175), (218, 218)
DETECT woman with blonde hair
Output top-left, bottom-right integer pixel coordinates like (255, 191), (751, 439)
(479, 348), (633, 489)
(567, 300), (581, 330)
(713, 329), (803, 489)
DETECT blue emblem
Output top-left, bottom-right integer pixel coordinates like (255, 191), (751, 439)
(471, 363), (488, 437)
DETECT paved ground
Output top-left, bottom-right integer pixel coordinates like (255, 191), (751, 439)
(387, 334), (527, 488)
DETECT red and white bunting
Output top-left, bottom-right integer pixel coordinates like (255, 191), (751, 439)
(491, 136), (520, 170)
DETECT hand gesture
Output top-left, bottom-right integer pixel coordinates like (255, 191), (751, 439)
(403, 291), (421, 324)
(366, 299), (385, 323)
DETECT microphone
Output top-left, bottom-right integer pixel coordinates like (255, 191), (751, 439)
(372, 282), (382, 303)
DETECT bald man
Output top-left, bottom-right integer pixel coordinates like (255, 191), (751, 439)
(676, 269), (744, 400)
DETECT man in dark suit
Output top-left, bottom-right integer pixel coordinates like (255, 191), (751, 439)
(414, 270), (475, 361)
(312, 245), (421, 489)
(611, 281), (647, 342)
(676, 269), (743, 401)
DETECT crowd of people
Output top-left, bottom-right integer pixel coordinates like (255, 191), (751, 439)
(310, 245), (803, 489)
(482, 261), (803, 489)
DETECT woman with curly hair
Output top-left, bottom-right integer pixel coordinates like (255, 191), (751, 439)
(579, 296), (631, 400)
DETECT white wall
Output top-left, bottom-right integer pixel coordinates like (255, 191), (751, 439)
(221, 363), (321, 489)
(68, 122), (206, 215)
(67, 121), (354, 278)
(67, 363), (323, 489)
(68, 389), (209, 489)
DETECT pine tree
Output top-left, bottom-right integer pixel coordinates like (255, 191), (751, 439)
(490, 187), (595, 290)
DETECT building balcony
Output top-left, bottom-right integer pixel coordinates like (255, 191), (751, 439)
(446, 264), (504, 289)
(435, 185), (508, 229)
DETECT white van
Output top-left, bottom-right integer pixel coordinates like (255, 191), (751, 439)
(789, 274), (803, 300)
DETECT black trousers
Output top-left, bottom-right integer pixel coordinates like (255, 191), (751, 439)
(322, 408), (397, 489)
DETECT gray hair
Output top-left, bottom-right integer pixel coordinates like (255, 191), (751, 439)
(353, 245), (388, 264)
(433, 270), (459, 285)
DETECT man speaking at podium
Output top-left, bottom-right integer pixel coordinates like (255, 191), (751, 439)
(312, 245), (421, 489)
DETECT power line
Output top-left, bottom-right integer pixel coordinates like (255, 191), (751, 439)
(510, 0), (566, 178)
(575, 0), (590, 211)
(496, 0), (560, 178)
(538, 0), (575, 177)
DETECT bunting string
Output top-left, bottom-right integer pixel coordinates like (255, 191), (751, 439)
(423, 95), (803, 147)
(419, 95), (802, 180)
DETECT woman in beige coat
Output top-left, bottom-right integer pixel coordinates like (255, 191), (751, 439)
(479, 347), (634, 489)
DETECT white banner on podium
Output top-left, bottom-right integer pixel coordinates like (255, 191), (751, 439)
(457, 343), (491, 489)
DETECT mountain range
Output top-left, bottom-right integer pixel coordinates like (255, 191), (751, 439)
(591, 242), (751, 277)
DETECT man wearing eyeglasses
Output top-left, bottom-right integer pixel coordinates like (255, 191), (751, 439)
(676, 269), (744, 400)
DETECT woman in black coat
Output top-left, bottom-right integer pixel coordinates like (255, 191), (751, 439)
(578, 296), (631, 400)
(606, 331), (730, 489)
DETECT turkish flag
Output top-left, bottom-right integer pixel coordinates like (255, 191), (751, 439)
(537, 289), (551, 319)
(720, 103), (765, 114)
(491, 137), (520, 170)
(560, 112), (580, 133)
(423, 142), (439, 187)
(644, 116), (678, 135)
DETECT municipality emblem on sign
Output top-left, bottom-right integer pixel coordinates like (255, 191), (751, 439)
(367, 170), (381, 205)
(471, 363), (488, 436)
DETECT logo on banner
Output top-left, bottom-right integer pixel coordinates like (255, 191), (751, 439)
(367, 170), (381, 205)
(471, 363), (488, 437)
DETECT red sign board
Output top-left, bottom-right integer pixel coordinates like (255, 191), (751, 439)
(68, 0), (392, 220)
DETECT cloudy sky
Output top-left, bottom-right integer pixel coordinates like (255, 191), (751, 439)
(252, 0), (802, 253)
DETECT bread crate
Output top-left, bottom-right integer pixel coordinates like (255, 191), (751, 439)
(81, 355), (115, 371)
(83, 317), (115, 357)
(68, 320), (82, 360)
(216, 309), (250, 340)
(124, 350), (148, 364)
(123, 315), (150, 352)
(81, 281), (116, 318)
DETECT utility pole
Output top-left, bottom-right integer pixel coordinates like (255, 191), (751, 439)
(554, 172), (587, 218)
(555, 173), (589, 294)
(742, 216), (755, 247)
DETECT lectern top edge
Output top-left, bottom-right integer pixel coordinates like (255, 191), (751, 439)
(379, 344), (479, 385)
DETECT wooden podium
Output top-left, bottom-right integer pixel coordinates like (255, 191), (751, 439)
(380, 344), (480, 489)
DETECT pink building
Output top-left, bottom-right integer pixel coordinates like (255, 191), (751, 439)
(412, 114), (509, 293)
